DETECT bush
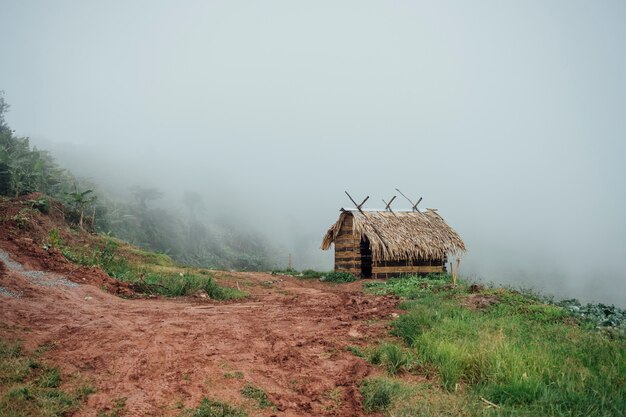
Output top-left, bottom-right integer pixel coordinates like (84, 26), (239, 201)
(27, 198), (49, 214)
(320, 272), (357, 283)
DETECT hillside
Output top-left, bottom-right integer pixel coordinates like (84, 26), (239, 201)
(0, 194), (624, 417)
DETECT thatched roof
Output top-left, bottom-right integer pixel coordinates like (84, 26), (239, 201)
(321, 209), (466, 262)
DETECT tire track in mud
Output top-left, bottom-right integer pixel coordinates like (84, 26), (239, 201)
(0, 251), (399, 417)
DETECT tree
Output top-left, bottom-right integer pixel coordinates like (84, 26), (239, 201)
(130, 186), (163, 209)
(181, 190), (206, 222)
(68, 187), (96, 229)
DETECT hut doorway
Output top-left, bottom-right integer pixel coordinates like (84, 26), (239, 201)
(360, 237), (372, 278)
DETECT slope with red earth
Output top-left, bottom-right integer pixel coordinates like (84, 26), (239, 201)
(0, 196), (401, 416)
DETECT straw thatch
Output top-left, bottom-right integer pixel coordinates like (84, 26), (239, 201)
(321, 209), (466, 262)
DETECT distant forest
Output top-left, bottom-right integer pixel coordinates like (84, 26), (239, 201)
(0, 93), (275, 270)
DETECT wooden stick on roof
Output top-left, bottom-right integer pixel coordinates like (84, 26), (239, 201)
(395, 188), (423, 212)
(382, 195), (397, 212)
(344, 191), (369, 214)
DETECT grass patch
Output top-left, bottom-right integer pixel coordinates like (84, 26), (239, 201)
(365, 275), (626, 416)
(320, 271), (357, 283)
(270, 268), (356, 282)
(270, 268), (326, 279)
(345, 345), (364, 357)
(0, 340), (94, 417)
(363, 343), (412, 375)
(270, 268), (300, 276)
(182, 398), (248, 417)
(240, 384), (274, 409)
(61, 239), (245, 299)
(360, 377), (402, 413)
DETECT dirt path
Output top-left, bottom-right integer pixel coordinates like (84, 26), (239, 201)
(0, 248), (399, 417)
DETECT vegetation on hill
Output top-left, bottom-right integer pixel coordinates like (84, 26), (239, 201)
(0, 341), (94, 417)
(0, 93), (274, 271)
(358, 274), (626, 416)
(58, 235), (246, 299)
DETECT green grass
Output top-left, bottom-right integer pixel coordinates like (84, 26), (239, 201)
(271, 268), (326, 279)
(240, 384), (274, 409)
(61, 239), (246, 300)
(270, 268), (301, 276)
(362, 343), (412, 375)
(181, 398), (248, 417)
(270, 268), (357, 282)
(345, 345), (365, 357)
(320, 271), (357, 283)
(0, 340), (94, 417)
(360, 377), (402, 413)
(223, 371), (244, 379)
(363, 275), (626, 416)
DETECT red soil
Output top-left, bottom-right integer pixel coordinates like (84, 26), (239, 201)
(0, 196), (401, 416)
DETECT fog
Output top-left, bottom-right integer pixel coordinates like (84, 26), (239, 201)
(1, 1), (625, 306)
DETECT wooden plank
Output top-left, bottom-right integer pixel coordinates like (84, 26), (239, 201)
(372, 265), (444, 274)
(336, 262), (361, 268)
(372, 259), (445, 267)
(374, 260), (408, 267)
(335, 253), (359, 260)
(335, 246), (357, 253)
(335, 241), (358, 249)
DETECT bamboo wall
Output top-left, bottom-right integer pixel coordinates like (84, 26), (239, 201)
(371, 258), (445, 279)
(333, 215), (361, 276)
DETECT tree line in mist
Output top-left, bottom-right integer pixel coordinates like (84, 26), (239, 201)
(0, 93), (275, 270)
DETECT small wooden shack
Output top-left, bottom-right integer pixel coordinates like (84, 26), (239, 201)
(321, 208), (466, 279)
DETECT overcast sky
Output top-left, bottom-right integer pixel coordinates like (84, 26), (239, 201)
(1, 1), (625, 305)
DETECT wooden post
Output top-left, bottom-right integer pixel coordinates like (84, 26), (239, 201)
(288, 253), (292, 270)
(449, 261), (455, 287)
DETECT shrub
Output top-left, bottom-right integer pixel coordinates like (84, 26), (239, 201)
(321, 272), (357, 283)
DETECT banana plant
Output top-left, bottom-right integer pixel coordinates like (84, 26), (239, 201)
(67, 187), (97, 229)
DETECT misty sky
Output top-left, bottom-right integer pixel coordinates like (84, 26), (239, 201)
(1, 1), (625, 305)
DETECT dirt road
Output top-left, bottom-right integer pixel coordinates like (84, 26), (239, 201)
(0, 249), (399, 416)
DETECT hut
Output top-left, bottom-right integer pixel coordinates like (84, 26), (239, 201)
(321, 208), (466, 279)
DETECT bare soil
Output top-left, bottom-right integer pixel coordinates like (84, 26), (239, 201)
(0, 244), (400, 417)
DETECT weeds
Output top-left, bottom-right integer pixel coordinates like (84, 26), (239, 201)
(0, 340), (94, 416)
(240, 384), (274, 409)
(364, 343), (412, 375)
(223, 371), (244, 379)
(270, 269), (356, 282)
(320, 271), (357, 283)
(181, 398), (248, 417)
(345, 345), (364, 357)
(61, 239), (245, 299)
(360, 377), (402, 413)
(27, 197), (49, 214)
(270, 268), (326, 279)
